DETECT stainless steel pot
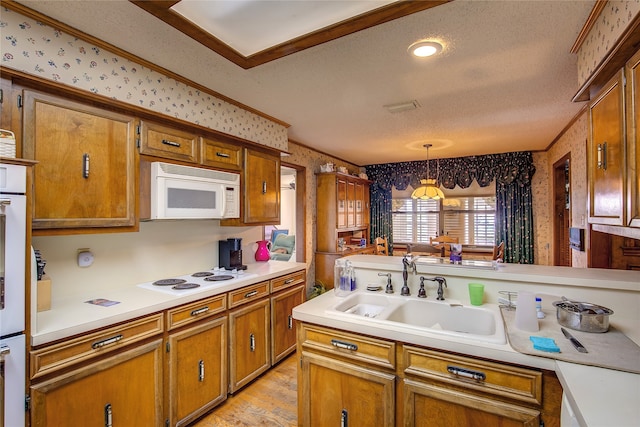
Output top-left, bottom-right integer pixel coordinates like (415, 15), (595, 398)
(552, 301), (614, 333)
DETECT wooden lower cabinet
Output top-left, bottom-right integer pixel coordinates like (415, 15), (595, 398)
(300, 352), (395, 426)
(167, 316), (227, 427)
(271, 283), (305, 364)
(403, 379), (540, 426)
(228, 298), (271, 393)
(297, 323), (561, 427)
(30, 339), (163, 427)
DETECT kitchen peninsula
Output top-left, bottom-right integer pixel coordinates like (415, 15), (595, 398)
(293, 255), (640, 427)
(29, 260), (306, 426)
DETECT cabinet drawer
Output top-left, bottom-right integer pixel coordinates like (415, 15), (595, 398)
(166, 294), (227, 331)
(402, 345), (542, 405)
(201, 137), (242, 170)
(270, 270), (305, 293)
(30, 313), (164, 380)
(228, 281), (270, 308)
(298, 324), (395, 370)
(139, 120), (199, 163)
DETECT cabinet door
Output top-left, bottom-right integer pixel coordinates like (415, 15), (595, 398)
(403, 379), (540, 427)
(337, 178), (347, 228)
(355, 182), (364, 226)
(229, 298), (270, 393)
(168, 316), (227, 427)
(347, 180), (356, 227)
(139, 120), (198, 163)
(299, 352), (395, 427)
(22, 90), (136, 229)
(243, 148), (280, 224)
(588, 71), (625, 225)
(271, 284), (305, 364)
(30, 340), (163, 427)
(626, 50), (640, 228)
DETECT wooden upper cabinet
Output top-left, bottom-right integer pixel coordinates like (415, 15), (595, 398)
(626, 49), (640, 228)
(242, 148), (280, 224)
(22, 90), (136, 230)
(588, 70), (626, 226)
(139, 120), (199, 163)
(200, 137), (242, 170)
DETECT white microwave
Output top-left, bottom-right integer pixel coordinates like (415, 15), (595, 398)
(150, 162), (240, 220)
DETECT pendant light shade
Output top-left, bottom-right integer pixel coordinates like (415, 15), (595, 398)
(411, 144), (445, 200)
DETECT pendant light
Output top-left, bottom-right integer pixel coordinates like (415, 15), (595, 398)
(411, 144), (445, 200)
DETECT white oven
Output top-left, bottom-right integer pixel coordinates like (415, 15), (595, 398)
(0, 162), (27, 427)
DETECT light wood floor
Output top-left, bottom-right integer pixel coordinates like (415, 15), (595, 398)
(193, 354), (298, 426)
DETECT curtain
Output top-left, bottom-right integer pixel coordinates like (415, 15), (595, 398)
(369, 183), (393, 254)
(496, 181), (535, 264)
(366, 151), (536, 263)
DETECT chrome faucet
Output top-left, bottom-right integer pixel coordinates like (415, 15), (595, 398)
(378, 272), (393, 294)
(426, 276), (447, 300)
(401, 256), (412, 296)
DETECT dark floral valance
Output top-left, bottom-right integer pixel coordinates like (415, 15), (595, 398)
(365, 151), (536, 191)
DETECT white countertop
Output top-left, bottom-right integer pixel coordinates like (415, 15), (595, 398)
(32, 260), (306, 346)
(293, 257), (640, 427)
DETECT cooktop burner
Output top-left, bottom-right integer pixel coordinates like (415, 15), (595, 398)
(192, 272), (214, 277)
(204, 275), (235, 281)
(153, 278), (187, 287)
(172, 283), (200, 290)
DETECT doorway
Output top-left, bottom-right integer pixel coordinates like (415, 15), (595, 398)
(553, 154), (571, 266)
(265, 163), (306, 262)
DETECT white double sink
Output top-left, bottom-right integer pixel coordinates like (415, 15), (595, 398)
(325, 291), (506, 344)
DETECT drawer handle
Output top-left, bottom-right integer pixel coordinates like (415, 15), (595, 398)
(190, 306), (210, 316)
(262, 181), (267, 194)
(104, 403), (113, 427)
(287, 315), (293, 329)
(250, 333), (256, 352)
(244, 290), (259, 299)
(216, 151), (230, 158)
(162, 139), (181, 147)
(341, 409), (348, 427)
(283, 278), (295, 284)
(447, 365), (486, 382)
(331, 339), (358, 351)
(198, 359), (205, 382)
(92, 334), (123, 349)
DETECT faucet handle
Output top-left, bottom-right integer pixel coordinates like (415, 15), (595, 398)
(378, 272), (393, 294)
(417, 276), (427, 298)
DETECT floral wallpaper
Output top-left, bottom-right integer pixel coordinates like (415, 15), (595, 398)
(0, 7), (288, 151)
(577, 0), (640, 86)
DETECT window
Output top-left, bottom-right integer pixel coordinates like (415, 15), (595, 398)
(392, 196), (496, 246)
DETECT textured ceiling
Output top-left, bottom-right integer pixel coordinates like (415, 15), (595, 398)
(17, 0), (595, 165)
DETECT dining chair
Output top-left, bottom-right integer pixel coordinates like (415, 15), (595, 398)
(375, 236), (389, 255)
(492, 241), (504, 261)
(430, 236), (459, 256)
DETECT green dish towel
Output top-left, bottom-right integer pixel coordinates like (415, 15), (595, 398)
(529, 336), (560, 353)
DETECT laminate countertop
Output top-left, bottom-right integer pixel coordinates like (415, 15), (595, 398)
(32, 260), (307, 347)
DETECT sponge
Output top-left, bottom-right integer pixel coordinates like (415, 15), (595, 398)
(529, 336), (561, 353)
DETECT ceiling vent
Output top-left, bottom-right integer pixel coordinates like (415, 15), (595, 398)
(383, 100), (420, 113)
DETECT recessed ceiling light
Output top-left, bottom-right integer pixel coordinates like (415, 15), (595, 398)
(408, 40), (443, 58)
